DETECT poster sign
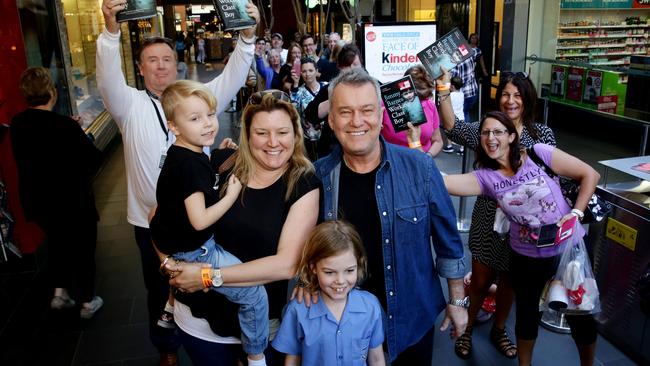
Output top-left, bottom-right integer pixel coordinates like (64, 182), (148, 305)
(601, 0), (633, 8)
(362, 22), (437, 83)
(597, 95), (618, 113)
(561, 0), (602, 8)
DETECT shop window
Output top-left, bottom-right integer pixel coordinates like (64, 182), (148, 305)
(62, 0), (136, 130)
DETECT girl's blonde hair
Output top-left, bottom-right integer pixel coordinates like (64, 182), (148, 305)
(297, 221), (368, 292)
(228, 93), (313, 201)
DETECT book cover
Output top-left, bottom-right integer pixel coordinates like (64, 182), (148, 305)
(566, 67), (585, 102)
(380, 75), (427, 132)
(213, 0), (256, 31)
(116, 0), (157, 23)
(550, 65), (567, 98)
(417, 28), (472, 80)
(583, 70), (603, 104)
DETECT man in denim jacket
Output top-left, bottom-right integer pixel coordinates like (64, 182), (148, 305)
(314, 68), (468, 364)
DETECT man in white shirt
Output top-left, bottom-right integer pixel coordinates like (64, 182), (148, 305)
(97, 1), (259, 365)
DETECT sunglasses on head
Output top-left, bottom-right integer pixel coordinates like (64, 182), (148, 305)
(248, 89), (291, 105)
(500, 71), (529, 82)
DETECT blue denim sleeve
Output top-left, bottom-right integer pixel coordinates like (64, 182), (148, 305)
(426, 158), (467, 279)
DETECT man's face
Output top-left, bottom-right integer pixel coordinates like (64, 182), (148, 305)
(271, 37), (283, 49)
(328, 34), (340, 51)
(138, 43), (177, 95)
(302, 37), (316, 56)
(328, 82), (383, 158)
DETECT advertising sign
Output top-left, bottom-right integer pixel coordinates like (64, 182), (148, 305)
(362, 22), (437, 83)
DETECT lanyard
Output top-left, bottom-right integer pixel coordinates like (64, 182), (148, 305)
(147, 90), (169, 142)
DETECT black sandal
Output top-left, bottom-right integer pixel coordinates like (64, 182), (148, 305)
(490, 326), (517, 359)
(454, 327), (473, 359)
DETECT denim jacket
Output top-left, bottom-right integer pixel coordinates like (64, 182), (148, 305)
(314, 138), (466, 360)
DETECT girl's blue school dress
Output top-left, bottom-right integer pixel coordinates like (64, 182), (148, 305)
(272, 288), (384, 365)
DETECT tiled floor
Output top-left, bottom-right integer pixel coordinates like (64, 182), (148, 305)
(0, 61), (642, 365)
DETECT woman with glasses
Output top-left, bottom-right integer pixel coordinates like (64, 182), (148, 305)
(290, 58), (327, 161)
(164, 92), (320, 366)
(443, 111), (599, 366)
(437, 68), (556, 360)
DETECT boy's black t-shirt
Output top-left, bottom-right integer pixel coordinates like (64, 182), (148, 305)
(150, 145), (218, 254)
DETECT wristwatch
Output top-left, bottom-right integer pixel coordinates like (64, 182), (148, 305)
(449, 296), (470, 309)
(211, 268), (223, 287)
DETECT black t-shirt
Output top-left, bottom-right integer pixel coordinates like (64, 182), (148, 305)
(10, 108), (102, 223)
(150, 145), (218, 254)
(176, 148), (321, 335)
(338, 162), (386, 309)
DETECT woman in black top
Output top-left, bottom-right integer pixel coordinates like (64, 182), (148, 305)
(438, 69), (556, 360)
(279, 44), (302, 93)
(165, 91), (319, 366)
(11, 67), (104, 319)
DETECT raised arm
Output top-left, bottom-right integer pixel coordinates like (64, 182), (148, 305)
(549, 147), (600, 213)
(205, 2), (259, 114)
(96, 0), (137, 125)
(436, 67), (457, 131)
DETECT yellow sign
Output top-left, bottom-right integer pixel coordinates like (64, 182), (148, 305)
(605, 217), (638, 251)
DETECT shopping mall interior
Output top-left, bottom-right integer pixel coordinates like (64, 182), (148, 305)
(1, 0), (649, 365)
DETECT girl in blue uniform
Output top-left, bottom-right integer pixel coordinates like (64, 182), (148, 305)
(272, 221), (386, 365)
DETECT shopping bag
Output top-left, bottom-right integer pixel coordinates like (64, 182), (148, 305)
(540, 225), (601, 315)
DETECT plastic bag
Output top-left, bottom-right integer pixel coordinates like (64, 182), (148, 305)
(540, 225), (601, 315)
(493, 206), (510, 235)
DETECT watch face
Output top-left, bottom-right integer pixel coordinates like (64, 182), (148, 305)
(211, 269), (223, 287)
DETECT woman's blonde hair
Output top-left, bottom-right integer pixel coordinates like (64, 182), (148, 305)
(229, 93), (313, 201)
(297, 221), (368, 292)
(160, 80), (217, 121)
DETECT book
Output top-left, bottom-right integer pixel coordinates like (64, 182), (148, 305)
(582, 70), (602, 104)
(566, 67), (585, 102)
(116, 0), (157, 23)
(213, 0), (256, 31)
(550, 65), (567, 98)
(417, 28), (472, 80)
(380, 75), (427, 132)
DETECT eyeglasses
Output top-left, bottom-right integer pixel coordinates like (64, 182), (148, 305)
(500, 71), (529, 82)
(480, 129), (509, 137)
(248, 89), (291, 105)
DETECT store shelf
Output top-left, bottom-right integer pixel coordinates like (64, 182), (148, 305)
(558, 34), (647, 39)
(559, 24), (650, 30)
(556, 52), (648, 58)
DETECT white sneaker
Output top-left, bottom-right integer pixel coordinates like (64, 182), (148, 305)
(51, 295), (76, 310)
(80, 296), (104, 319)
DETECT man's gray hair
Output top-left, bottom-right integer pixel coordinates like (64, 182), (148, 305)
(328, 68), (381, 111)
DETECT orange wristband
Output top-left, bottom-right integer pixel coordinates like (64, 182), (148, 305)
(201, 267), (212, 288)
(408, 140), (422, 148)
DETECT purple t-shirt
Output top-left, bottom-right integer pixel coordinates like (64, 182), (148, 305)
(473, 143), (584, 258)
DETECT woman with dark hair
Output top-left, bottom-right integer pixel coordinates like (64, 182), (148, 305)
(279, 43), (302, 92)
(437, 69), (556, 360)
(443, 111), (600, 366)
(163, 91), (320, 366)
(290, 57), (327, 161)
(384, 65), (444, 157)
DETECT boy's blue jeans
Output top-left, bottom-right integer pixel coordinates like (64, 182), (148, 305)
(173, 237), (269, 355)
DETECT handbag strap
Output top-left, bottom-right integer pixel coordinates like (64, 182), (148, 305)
(526, 146), (557, 179)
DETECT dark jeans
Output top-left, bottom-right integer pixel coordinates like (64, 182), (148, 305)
(43, 213), (97, 303)
(510, 250), (597, 344)
(463, 94), (479, 123)
(134, 226), (180, 353)
(391, 324), (435, 365)
(178, 328), (283, 366)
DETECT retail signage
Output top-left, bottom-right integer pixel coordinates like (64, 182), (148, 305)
(605, 217), (638, 251)
(362, 22), (437, 83)
(601, 0), (633, 8)
(597, 95), (618, 113)
(561, 0), (602, 8)
(560, 0), (647, 7)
